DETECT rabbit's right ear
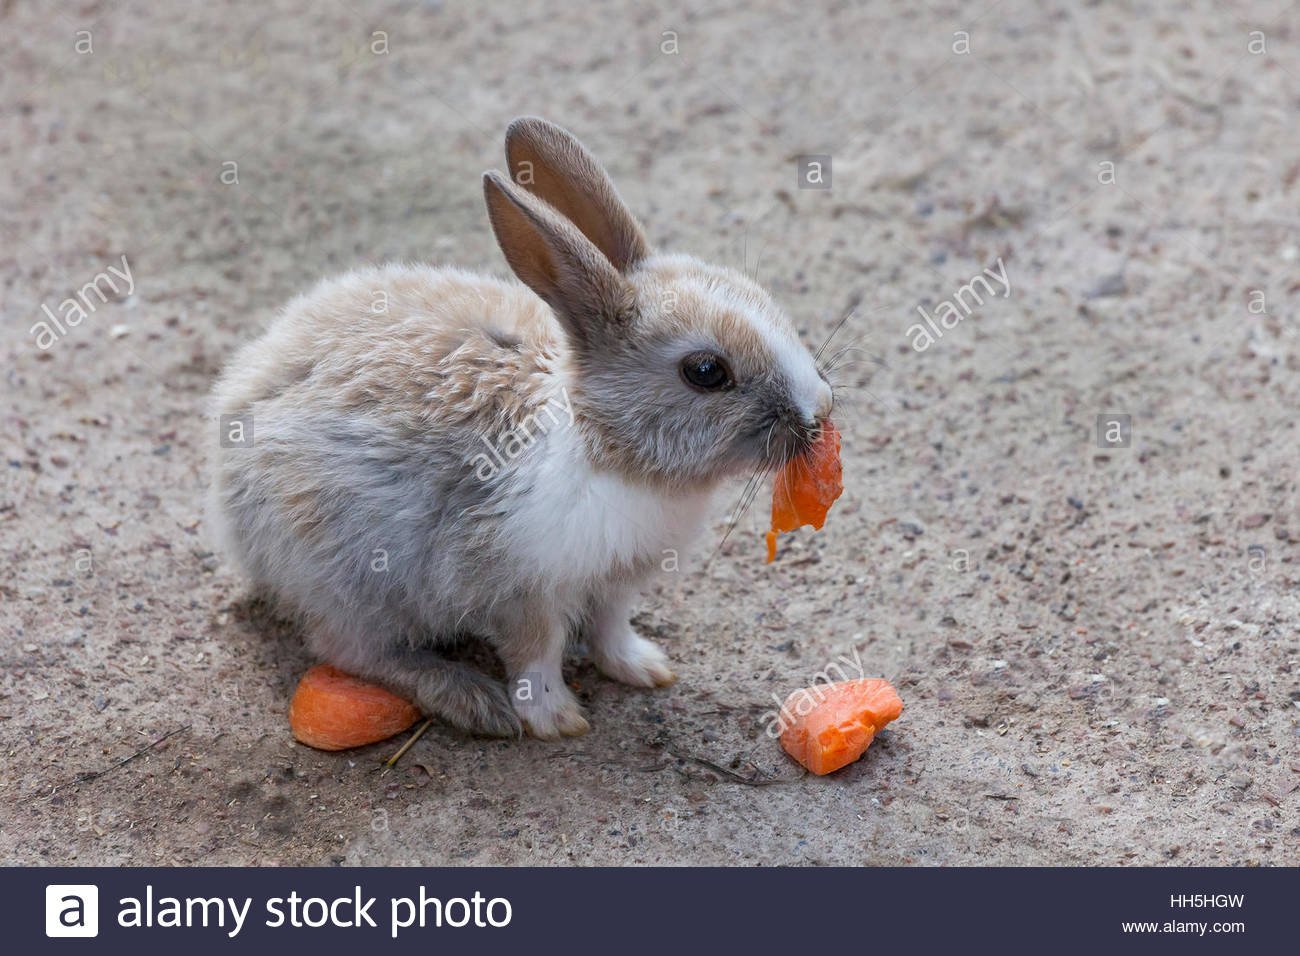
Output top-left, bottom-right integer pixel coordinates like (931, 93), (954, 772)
(483, 170), (634, 349)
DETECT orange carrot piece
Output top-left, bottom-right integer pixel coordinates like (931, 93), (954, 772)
(288, 664), (421, 751)
(766, 419), (843, 562)
(777, 678), (903, 775)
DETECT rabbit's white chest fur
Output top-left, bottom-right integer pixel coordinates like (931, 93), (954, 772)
(501, 424), (713, 590)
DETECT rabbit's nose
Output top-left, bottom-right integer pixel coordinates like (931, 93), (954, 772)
(813, 380), (833, 423)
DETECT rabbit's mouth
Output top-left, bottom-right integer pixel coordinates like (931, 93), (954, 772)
(734, 412), (822, 472)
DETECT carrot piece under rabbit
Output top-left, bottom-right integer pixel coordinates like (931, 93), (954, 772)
(289, 664), (421, 751)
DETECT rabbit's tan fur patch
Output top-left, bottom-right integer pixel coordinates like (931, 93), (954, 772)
(218, 264), (565, 438)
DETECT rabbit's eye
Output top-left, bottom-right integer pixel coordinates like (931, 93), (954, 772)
(680, 352), (733, 392)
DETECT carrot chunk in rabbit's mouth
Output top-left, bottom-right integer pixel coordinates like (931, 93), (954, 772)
(765, 419), (843, 562)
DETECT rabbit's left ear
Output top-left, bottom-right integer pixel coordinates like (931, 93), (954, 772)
(505, 117), (649, 273)
(483, 170), (634, 350)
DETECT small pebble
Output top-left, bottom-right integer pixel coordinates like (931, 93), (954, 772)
(1084, 272), (1127, 299)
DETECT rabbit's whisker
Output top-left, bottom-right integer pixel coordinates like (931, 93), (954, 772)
(814, 309), (857, 363)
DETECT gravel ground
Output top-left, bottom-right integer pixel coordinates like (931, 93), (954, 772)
(2, 0), (1298, 866)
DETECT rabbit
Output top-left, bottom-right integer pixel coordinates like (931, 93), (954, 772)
(208, 117), (833, 739)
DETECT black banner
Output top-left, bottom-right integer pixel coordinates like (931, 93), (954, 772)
(11, 867), (1290, 952)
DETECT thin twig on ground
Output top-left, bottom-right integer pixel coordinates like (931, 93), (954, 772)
(72, 724), (191, 786)
(383, 717), (434, 769)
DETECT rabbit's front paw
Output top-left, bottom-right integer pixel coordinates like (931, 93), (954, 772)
(594, 629), (676, 688)
(512, 674), (589, 740)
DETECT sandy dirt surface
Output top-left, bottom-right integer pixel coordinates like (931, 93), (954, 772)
(3, 1), (1298, 866)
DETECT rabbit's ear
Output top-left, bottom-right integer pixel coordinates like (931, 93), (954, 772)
(505, 117), (649, 273)
(484, 170), (634, 348)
